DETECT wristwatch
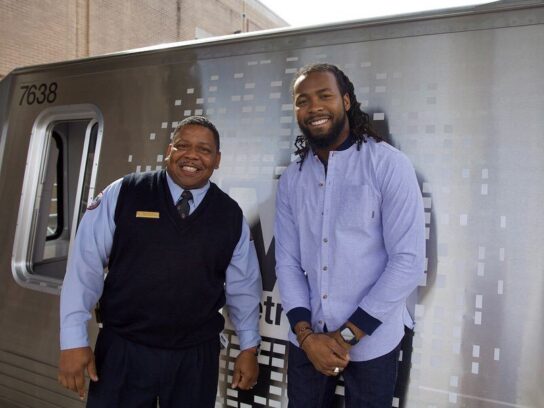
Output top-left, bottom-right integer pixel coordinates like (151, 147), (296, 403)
(339, 324), (359, 345)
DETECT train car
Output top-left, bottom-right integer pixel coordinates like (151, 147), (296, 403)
(1, 1), (543, 406)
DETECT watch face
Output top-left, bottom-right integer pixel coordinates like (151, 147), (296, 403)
(341, 327), (355, 342)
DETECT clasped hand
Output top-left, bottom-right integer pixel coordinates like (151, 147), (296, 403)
(301, 332), (350, 376)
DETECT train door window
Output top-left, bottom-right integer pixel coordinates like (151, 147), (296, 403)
(12, 105), (103, 294)
(45, 131), (64, 241)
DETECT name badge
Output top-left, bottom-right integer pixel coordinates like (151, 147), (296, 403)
(136, 211), (160, 219)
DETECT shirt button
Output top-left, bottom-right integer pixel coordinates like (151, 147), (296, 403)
(322, 294), (328, 299)
(323, 238), (328, 243)
(323, 266), (328, 271)
(319, 182), (324, 187)
(319, 320), (323, 325)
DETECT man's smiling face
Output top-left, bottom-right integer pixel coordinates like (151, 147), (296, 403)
(293, 70), (351, 149)
(165, 124), (221, 189)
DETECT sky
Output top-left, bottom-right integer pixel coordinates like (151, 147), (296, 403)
(257, 0), (497, 27)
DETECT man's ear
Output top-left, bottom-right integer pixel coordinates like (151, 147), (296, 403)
(214, 152), (221, 169)
(165, 144), (173, 161)
(343, 93), (351, 111)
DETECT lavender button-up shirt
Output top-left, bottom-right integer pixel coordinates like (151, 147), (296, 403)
(274, 138), (425, 361)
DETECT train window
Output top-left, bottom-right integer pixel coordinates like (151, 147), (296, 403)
(45, 132), (64, 241)
(12, 105), (103, 294)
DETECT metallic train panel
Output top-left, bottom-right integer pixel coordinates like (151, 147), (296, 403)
(0, 2), (543, 407)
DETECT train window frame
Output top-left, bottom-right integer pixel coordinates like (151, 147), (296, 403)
(11, 104), (104, 294)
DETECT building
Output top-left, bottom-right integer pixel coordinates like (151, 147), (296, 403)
(0, 0), (288, 79)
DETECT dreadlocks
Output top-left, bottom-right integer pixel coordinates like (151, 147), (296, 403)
(291, 63), (384, 169)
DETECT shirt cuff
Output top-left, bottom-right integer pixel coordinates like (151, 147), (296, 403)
(286, 307), (312, 332)
(60, 325), (89, 350)
(349, 307), (382, 336)
(237, 330), (261, 351)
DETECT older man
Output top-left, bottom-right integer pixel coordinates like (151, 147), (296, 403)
(59, 116), (261, 407)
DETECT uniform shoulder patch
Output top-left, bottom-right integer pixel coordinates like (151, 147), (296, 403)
(87, 192), (104, 210)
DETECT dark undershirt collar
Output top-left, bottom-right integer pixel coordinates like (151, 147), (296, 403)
(315, 134), (355, 171)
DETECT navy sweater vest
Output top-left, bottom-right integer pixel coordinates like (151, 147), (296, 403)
(100, 170), (242, 349)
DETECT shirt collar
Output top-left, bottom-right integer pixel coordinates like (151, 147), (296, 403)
(335, 134), (355, 151)
(165, 170), (210, 204)
(312, 134), (355, 169)
(312, 133), (355, 157)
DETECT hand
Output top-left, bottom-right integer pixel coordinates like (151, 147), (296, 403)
(231, 348), (259, 390)
(301, 333), (350, 376)
(58, 347), (98, 399)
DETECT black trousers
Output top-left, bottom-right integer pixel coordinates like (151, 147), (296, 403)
(87, 328), (220, 408)
(287, 342), (400, 408)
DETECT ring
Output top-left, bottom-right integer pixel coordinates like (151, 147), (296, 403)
(333, 367), (340, 374)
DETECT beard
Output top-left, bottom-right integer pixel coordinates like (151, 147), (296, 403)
(298, 112), (348, 149)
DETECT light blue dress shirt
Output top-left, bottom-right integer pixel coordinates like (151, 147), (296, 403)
(274, 139), (426, 361)
(60, 171), (261, 351)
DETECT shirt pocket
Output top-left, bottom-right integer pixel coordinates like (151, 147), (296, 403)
(336, 184), (380, 232)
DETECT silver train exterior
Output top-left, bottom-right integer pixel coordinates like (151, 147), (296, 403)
(1, 1), (543, 407)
